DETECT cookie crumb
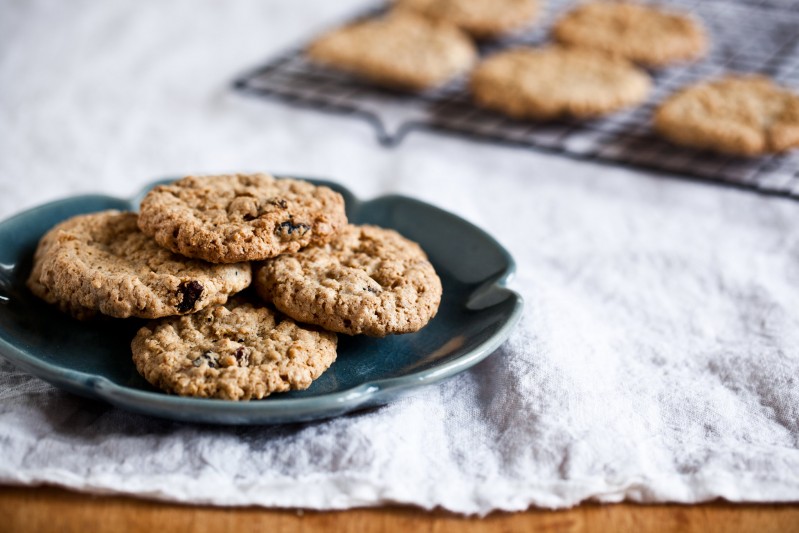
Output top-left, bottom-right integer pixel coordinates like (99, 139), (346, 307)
(27, 211), (251, 319)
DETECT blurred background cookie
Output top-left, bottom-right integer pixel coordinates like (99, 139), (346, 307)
(394, 0), (542, 39)
(654, 75), (799, 156)
(553, 1), (707, 67)
(470, 46), (651, 120)
(307, 11), (476, 91)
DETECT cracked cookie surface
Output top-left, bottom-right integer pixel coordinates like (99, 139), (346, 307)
(471, 46), (651, 120)
(553, 2), (707, 67)
(256, 224), (442, 337)
(132, 300), (337, 400)
(307, 11), (476, 91)
(27, 210), (251, 319)
(138, 174), (347, 263)
(654, 76), (799, 155)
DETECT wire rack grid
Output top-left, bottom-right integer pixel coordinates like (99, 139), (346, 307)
(234, 0), (799, 199)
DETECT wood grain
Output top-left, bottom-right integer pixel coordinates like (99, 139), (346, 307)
(1, 487), (798, 533)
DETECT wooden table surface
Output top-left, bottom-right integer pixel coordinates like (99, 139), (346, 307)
(2, 486), (798, 533)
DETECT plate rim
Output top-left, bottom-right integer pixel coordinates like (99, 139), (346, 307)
(0, 178), (524, 424)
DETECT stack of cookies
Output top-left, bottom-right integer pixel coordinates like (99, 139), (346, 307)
(27, 174), (443, 400)
(306, 0), (799, 156)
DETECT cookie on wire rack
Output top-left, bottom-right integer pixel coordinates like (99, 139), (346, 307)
(255, 224), (442, 337)
(470, 46), (652, 120)
(307, 11), (477, 91)
(552, 1), (707, 68)
(27, 210), (252, 319)
(394, 0), (541, 39)
(654, 75), (799, 156)
(132, 300), (337, 400)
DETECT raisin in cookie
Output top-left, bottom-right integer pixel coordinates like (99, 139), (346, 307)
(255, 224), (442, 337)
(553, 2), (707, 67)
(394, 0), (540, 39)
(307, 11), (476, 91)
(132, 300), (337, 400)
(654, 76), (799, 156)
(27, 210), (251, 319)
(470, 46), (651, 120)
(138, 174), (347, 263)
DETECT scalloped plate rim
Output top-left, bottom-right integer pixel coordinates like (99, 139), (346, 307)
(0, 178), (524, 424)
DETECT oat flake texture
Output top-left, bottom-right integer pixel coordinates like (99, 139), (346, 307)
(256, 224), (443, 336)
(27, 211), (252, 319)
(132, 301), (337, 400)
(138, 173), (347, 263)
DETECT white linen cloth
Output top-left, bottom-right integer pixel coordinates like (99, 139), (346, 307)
(1, 0), (798, 515)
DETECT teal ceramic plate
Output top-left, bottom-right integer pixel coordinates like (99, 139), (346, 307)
(0, 178), (523, 425)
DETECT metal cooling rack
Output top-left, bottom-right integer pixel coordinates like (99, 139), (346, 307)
(234, 0), (799, 198)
